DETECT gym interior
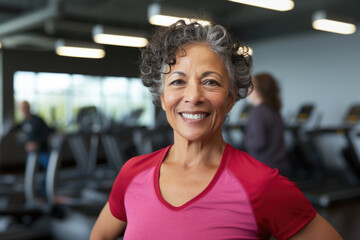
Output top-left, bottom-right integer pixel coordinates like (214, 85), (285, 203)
(0, 0), (360, 239)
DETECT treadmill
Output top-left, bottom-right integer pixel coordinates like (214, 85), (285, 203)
(0, 152), (52, 239)
(285, 104), (321, 179)
(301, 104), (360, 207)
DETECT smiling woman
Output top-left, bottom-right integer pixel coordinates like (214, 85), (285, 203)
(90, 20), (342, 240)
(160, 43), (234, 143)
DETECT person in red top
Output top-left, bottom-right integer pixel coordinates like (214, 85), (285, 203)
(91, 20), (342, 240)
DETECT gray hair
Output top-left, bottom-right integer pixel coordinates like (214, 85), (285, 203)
(140, 20), (253, 106)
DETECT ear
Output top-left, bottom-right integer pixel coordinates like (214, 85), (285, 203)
(226, 87), (238, 113)
(160, 95), (166, 111)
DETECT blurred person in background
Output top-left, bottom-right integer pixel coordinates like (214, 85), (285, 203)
(17, 101), (52, 158)
(3, 100), (53, 197)
(245, 73), (288, 176)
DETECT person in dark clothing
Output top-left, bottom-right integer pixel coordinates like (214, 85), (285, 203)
(6, 101), (54, 198)
(245, 73), (288, 175)
(14, 101), (52, 167)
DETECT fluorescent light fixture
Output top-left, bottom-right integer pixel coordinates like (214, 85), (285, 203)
(148, 3), (211, 27)
(312, 11), (356, 35)
(228, 0), (294, 11)
(55, 39), (105, 59)
(93, 25), (148, 47)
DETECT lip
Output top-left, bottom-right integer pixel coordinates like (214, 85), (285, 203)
(179, 111), (210, 121)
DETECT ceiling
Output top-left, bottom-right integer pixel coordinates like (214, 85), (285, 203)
(0, 0), (359, 51)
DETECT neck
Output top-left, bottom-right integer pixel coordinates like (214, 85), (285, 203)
(168, 131), (226, 168)
(252, 97), (263, 106)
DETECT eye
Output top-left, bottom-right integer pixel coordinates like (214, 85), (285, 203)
(203, 79), (220, 86)
(169, 79), (185, 86)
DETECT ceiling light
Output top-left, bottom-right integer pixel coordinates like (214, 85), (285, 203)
(228, 0), (294, 12)
(93, 25), (148, 47)
(148, 3), (211, 27)
(55, 40), (105, 59)
(312, 11), (356, 35)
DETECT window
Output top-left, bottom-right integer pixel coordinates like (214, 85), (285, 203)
(14, 71), (155, 131)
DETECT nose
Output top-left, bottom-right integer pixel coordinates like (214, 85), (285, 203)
(184, 81), (204, 105)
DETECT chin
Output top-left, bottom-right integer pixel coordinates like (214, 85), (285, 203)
(178, 131), (214, 143)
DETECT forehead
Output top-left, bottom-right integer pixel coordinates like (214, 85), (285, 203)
(177, 43), (220, 61)
(170, 43), (227, 72)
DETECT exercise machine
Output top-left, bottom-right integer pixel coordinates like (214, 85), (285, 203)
(0, 151), (52, 239)
(300, 104), (360, 207)
(285, 104), (324, 179)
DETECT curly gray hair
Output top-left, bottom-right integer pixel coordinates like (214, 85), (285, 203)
(140, 20), (253, 106)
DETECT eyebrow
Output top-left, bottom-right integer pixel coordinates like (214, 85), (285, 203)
(168, 71), (223, 78)
(202, 71), (223, 79)
(167, 71), (186, 78)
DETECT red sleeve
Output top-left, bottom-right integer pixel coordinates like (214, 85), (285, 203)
(255, 171), (316, 239)
(108, 146), (171, 222)
(109, 164), (128, 221)
(227, 146), (316, 239)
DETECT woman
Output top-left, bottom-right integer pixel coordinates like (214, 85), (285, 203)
(91, 21), (341, 240)
(245, 73), (288, 175)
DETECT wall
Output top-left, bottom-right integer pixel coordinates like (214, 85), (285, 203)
(249, 30), (360, 125)
(230, 29), (360, 173)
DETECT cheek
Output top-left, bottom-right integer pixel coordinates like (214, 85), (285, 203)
(211, 94), (230, 112)
(162, 92), (179, 111)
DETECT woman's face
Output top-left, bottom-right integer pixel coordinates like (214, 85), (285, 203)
(161, 43), (236, 142)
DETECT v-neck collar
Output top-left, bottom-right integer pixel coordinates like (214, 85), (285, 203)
(153, 144), (230, 211)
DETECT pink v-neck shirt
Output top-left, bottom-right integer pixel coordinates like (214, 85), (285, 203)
(109, 144), (316, 240)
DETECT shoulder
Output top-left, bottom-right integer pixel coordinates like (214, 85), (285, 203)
(248, 105), (272, 125)
(31, 115), (46, 124)
(226, 144), (299, 194)
(249, 104), (281, 127)
(31, 115), (42, 120)
(116, 145), (170, 184)
(251, 104), (275, 116)
(109, 145), (171, 221)
(224, 145), (316, 239)
(225, 144), (276, 183)
(225, 144), (308, 207)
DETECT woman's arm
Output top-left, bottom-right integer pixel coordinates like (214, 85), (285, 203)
(289, 213), (342, 240)
(90, 202), (127, 240)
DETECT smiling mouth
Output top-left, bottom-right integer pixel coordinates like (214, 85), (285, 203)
(181, 113), (208, 120)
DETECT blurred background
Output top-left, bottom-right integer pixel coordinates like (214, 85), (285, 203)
(0, 0), (360, 239)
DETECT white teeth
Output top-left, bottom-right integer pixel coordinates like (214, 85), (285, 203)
(181, 113), (206, 120)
